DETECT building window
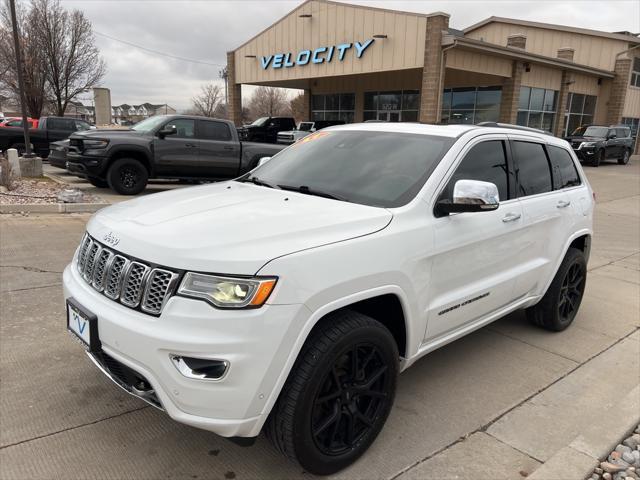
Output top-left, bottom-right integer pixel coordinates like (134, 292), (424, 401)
(363, 90), (420, 122)
(563, 92), (597, 136)
(631, 57), (640, 88)
(622, 117), (639, 150)
(441, 86), (501, 125)
(311, 93), (355, 123)
(516, 86), (557, 132)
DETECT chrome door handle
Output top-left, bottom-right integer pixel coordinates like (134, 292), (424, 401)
(502, 212), (521, 223)
(557, 200), (571, 208)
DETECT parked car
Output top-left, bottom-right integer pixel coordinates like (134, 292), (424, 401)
(564, 124), (633, 166)
(63, 122), (593, 474)
(65, 115), (286, 193)
(277, 120), (345, 144)
(238, 116), (296, 143)
(0, 117), (39, 129)
(48, 139), (70, 169)
(0, 116), (91, 157)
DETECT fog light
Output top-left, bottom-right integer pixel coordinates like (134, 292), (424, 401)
(170, 355), (229, 380)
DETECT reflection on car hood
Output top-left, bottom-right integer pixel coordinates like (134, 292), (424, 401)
(87, 181), (393, 274)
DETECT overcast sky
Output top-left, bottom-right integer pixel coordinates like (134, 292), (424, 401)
(56, 0), (640, 111)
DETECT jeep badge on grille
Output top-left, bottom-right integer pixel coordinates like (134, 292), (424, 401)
(103, 232), (120, 247)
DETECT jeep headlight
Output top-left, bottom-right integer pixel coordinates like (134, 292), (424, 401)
(580, 142), (596, 148)
(178, 273), (277, 308)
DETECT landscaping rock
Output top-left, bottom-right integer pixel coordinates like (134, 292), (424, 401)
(624, 435), (640, 450)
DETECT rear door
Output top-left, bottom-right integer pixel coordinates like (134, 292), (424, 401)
(152, 118), (199, 176)
(195, 119), (240, 178)
(426, 136), (526, 340)
(509, 137), (571, 299)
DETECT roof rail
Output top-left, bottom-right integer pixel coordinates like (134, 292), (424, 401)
(476, 122), (554, 136)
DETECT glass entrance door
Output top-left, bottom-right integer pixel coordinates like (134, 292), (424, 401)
(377, 111), (401, 122)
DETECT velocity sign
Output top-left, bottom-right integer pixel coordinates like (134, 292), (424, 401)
(260, 39), (375, 69)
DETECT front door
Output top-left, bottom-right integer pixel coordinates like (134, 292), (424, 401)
(377, 111), (401, 122)
(196, 119), (240, 178)
(152, 118), (199, 176)
(425, 137), (526, 341)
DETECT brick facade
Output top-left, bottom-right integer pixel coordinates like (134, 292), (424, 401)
(554, 70), (571, 137)
(606, 57), (632, 126)
(419, 14), (449, 124)
(499, 61), (524, 124)
(226, 51), (243, 127)
(302, 89), (311, 122)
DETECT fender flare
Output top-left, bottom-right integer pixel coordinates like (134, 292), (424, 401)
(107, 146), (155, 176)
(247, 285), (413, 436)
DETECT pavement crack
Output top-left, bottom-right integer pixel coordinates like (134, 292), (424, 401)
(486, 328), (581, 364)
(0, 406), (149, 450)
(2, 283), (62, 293)
(389, 326), (639, 480)
(0, 265), (63, 274)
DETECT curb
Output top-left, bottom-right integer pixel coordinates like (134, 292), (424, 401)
(528, 385), (640, 480)
(0, 202), (110, 214)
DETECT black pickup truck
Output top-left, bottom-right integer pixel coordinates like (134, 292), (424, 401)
(564, 124), (634, 166)
(66, 115), (286, 194)
(0, 116), (92, 157)
(238, 116), (297, 143)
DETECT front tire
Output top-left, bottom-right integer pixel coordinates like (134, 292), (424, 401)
(618, 149), (630, 165)
(266, 310), (398, 475)
(526, 247), (587, 331)
(106, 158), (148, 195)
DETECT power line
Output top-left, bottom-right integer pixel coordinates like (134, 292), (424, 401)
(94, 31), (226, 67)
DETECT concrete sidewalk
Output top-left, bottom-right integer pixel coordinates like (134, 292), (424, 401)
(1, 159), (638, 480)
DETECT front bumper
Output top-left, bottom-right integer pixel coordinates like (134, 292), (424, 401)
(63, 263), (306, 437)
(572, 147), (597, 161)
(66, 152), (108, 178)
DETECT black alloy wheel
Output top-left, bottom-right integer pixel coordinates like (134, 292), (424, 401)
(618, 150), (630, 165)
(558, 262), (585, 322)
(311, 342), (389, 456)
(107, 158), (148, 195)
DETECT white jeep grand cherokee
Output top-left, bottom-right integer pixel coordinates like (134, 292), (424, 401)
(63, 123), (593, 475)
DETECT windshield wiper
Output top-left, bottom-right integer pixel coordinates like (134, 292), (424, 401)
(237, 176), (279, 189)
(278, 184), (346, 201)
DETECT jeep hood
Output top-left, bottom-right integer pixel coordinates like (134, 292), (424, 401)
(87, 182), (392, 274)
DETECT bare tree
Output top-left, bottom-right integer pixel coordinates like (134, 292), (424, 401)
(288, 93), (307, 122)
(0, 1), (47, 117)
(248, 86), (289, 118)
(191, 83), (223, 118)
(31, 0), (105, 117)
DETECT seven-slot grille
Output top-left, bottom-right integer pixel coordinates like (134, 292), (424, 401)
(76, 234), (179, 315)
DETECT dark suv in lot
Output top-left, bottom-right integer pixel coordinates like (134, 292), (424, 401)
(565, 125), (633, 166)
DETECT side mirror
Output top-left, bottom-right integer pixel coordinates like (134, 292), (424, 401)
(257, 156), (271, 167)
(158, 125), (177, 138)
(436, 179), (500, 215)
(607, 133), (616, 140)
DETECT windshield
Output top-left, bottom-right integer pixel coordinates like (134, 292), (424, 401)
(250, 117), (269, 127)
(571, 126), (608, 137)
(131, 116), (168, 133)
(242, 130), (454, 208)
(299, 122), (314, 131)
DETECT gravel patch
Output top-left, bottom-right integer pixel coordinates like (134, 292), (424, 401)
(0, 179), (102, 205)
(588, 425), (640, 480)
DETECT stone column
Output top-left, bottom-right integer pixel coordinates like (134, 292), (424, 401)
(226, 51), (242, 127)
(419, 13), (450, 124)
(606, 57), (632, 126)
(554, 71), (571, 137)
(499, 61), (525, 124)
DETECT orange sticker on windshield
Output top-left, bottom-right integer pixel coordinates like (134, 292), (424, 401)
(291, 130), (330, 147)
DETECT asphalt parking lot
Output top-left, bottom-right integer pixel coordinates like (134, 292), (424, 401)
(1, 158), (639, 480)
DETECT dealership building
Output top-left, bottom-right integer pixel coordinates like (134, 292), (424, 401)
(227, 0), (640, 151)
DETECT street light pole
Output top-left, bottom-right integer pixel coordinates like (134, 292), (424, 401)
(9, 0), (33, 158)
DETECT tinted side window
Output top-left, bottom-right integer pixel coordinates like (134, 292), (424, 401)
(442, 140), (510, 202)
(547, 145), (581, 189)
(75, 121), (90, 131)
(199, 121), (231, 141)
(47, 118), (64, 130)
(512, 141), (553, 197)
(615, 128), (629, 138)
(165, 119), (195, 138)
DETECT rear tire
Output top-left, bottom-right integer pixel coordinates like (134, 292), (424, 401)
(526, 247), (587, 331)
(87, 177), (109, 188)
(106, 158), (148, 195)
(618, 149), (630, 165)
(265, 310), (398, 475)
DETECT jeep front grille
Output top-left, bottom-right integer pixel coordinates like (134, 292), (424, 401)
(76, 234), (180, 315)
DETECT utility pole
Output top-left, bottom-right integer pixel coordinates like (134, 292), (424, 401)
(219, 67), (228, 118)
(9, 0), (33, 158)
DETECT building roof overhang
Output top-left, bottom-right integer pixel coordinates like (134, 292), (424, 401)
(443, 34), (615, 79)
